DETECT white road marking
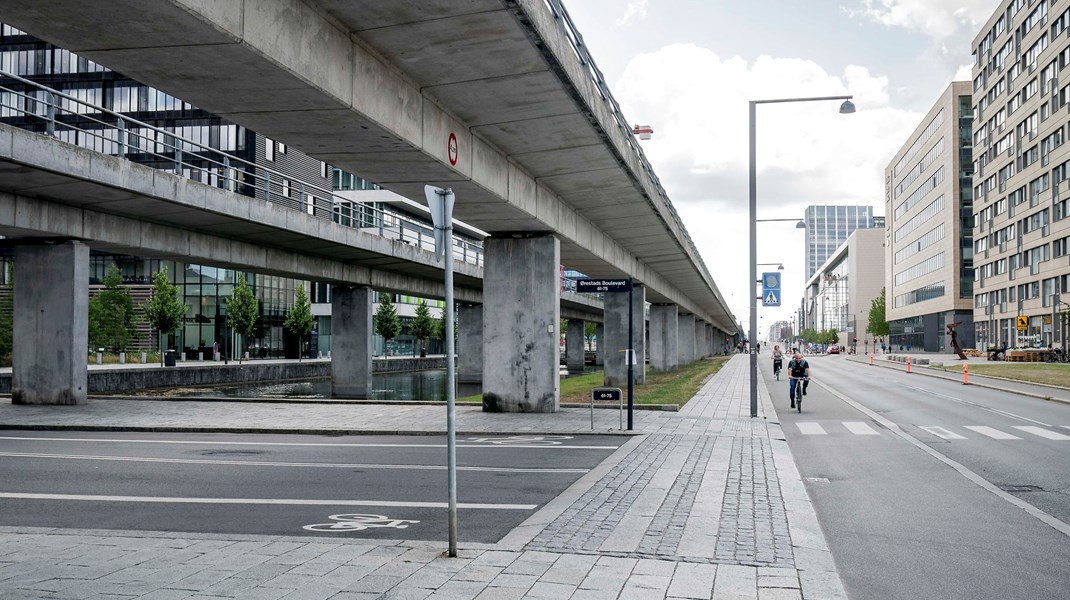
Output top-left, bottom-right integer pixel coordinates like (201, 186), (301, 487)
(0, 451), (590, 474)
(0, 492), (536, 510)
(963, 426), (1022, 440)
(918, 426), (966, 440)
(1012, 426), (1070, 441)
(0, 436), (616, 451)
(842, 422), (880, 436)
(796, 423), (827, 435)
(899, 384), (1051, 426)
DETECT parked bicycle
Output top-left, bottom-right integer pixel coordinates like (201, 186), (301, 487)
(1046, 348), (1069, 363)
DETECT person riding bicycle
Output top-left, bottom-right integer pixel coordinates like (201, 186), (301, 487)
(787, 352), (810, 408)
(771, 345), (784, 376)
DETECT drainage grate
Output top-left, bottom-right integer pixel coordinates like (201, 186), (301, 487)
(999, 484), (1043, 493)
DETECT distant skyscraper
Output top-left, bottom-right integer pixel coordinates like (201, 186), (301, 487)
(803, 206), (875, 279)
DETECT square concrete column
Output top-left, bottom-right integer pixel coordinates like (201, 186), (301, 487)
(603, 284), (646, 387)
(649, 304), (679, 372)
(705, 323), (714, 357)
(457, 303), (482, 384)
(678, 314), (696, 365)
(482, 235), (559, 412)
(331, 285), (373, 398)
(566, 318), (585, 372)
(594, 322), (604, 366)
(12, 241), (89, 404)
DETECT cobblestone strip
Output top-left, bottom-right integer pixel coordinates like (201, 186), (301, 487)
(715, 437), (793, 568)
(526, 434), (677, 553)
(639, 436), (716, 558)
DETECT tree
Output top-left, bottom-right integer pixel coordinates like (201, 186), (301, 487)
(410, 300), (435, 357)
(584, 321), (598, 351)
(0, 262), (12, 362)
(228, 274), (259, 363)
(374, 293), (401, 355)
(283, 283), (315, 361)
(142, 267), (188, 365)
(89, 264), (138, 354)
(867, 287), (890, 338)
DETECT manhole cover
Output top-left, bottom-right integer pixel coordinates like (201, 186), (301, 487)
(999, 484), (1043, 493)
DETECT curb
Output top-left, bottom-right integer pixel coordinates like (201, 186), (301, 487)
(845, 356), (1070, 405)
(0, 424), (641, 437)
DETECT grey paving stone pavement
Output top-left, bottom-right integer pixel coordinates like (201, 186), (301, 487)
(0, 355), (847, 598)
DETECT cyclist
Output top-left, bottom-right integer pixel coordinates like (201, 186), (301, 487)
(771, 345), (784, 379)
(787, 352), (810, 408)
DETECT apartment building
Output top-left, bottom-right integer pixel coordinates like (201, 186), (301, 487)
(971, 0), (1070, 348)
(885, 82), (976, 352)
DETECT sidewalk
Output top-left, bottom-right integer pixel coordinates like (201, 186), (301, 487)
(0, 356), (846, 599)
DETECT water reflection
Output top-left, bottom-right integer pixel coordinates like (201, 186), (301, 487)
(124, 366), (597, 401)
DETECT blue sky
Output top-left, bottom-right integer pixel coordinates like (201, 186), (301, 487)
(563, 0), (998, 331)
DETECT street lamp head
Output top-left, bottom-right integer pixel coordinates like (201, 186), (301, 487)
(795, 220), (806, 229)
(839, 99), (856, 114)
(777, 264), (784, 270)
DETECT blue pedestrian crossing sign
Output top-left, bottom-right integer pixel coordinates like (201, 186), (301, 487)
(761, 272), (781, 307)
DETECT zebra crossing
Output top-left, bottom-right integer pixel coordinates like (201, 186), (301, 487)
(795, 421), (1070, 441)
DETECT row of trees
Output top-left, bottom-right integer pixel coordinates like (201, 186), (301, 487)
(374, 294), (452, 356)
(797, 328), (841, 345)
(91, 264), (317, 364)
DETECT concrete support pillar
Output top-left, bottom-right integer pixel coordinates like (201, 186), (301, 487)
(12, 241), (89, 404)
(678, 314), (696, 365)
(482, 235), (559, 412)
(594, 323), (605, 366)
(649, 304), (679, 372)
(566, 318), (585, 372)
(330, 285), (373, 398)
(457, 303), (482, 384)
(705, 324), (714, 357)
(604, 284), (646, 387)
(695, 320), (705, 359)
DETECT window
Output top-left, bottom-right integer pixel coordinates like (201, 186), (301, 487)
(265, 137), (275, 161)
(320, 161), (329, 179)
(278, 142), (286, 154)
(894, 253), (945, 286)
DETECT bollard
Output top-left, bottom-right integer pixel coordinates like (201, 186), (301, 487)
(906, 356), (911, 373)
(141, 351), (147, 364)
(869, 354), (874, 366)
(963, 362), (969, 385)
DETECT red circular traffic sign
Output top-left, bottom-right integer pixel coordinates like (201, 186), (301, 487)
(447, 132), (458, 166)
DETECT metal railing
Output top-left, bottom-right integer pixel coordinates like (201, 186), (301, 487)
(0, 70), (485, 268)
(541, 0), (712, 278)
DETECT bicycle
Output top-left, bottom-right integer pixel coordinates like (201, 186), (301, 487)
(1045, 348), (1068, 363)
(789, 376), (809, 413)
(773, 359), (783, 380)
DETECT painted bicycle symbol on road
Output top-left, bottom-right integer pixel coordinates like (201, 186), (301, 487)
(464, 435), (574, 446)
(303, 514), (420, 533)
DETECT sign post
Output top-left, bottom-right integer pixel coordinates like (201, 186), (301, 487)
(425, 185), (457, 557)
(576, 278), (635, 429)
(590, 387), (624, 430)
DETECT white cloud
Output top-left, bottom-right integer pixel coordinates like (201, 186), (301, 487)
(845, 0), (997, 40)
(616, 0), (649, 26)
(612, 44), (922, 326)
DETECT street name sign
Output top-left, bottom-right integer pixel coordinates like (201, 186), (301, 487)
(576, 278), (632, 293)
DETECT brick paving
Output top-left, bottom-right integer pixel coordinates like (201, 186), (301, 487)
(0, 355), (847, 599)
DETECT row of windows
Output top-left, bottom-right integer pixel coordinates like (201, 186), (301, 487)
(1009, 243), (1051, 271)
(894, 252), (945, 286)
(894, 109), (944, 177)
(975, 222), (1014, 253)
(976, 257), (1007, 280)
(0, 47), (107, 77)
(976, 276), (1069, 309)
(895, 166), (945, 219)
(893, 282), (945, 308)
(894, 223), (944, 265)
(894, 138), (945, 200)
(894, 195), (944, 243)
(1022, 208), (1049, 234)
(1054, 234), (1070, 258)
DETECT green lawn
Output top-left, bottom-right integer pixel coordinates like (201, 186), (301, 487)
(460, 357), (729, 407)
(931, 363), (1070, 387)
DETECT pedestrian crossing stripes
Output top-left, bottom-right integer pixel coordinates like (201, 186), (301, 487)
(795, 422), (1070, 442)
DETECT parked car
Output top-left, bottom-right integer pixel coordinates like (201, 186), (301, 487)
(828, 345), (841, 354)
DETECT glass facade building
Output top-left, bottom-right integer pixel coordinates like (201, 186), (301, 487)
(803, 205), (875, 279)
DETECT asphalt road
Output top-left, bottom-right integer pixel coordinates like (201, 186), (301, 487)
(0, 431), (621, 543)
(766, 356), (1070, 600)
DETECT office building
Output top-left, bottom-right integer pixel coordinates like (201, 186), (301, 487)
(884, 81), (976, 352)
(971, 1), (1070, 348)
(803, 205), (876, 279)
(803, 228), (886, 350)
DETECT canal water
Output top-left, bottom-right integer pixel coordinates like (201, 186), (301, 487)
(122, 367), (594, 401)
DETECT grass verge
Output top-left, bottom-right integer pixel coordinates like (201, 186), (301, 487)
(931, 363), (1070, 387)
(460, 356), (729, 406)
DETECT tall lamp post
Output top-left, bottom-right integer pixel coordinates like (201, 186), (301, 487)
(749, 95), (854, 418)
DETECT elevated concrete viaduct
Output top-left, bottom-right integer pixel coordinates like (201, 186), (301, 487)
(2, 0), (739, 411)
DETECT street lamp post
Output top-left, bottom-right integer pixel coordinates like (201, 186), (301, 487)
(749, 95), (853, 418)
